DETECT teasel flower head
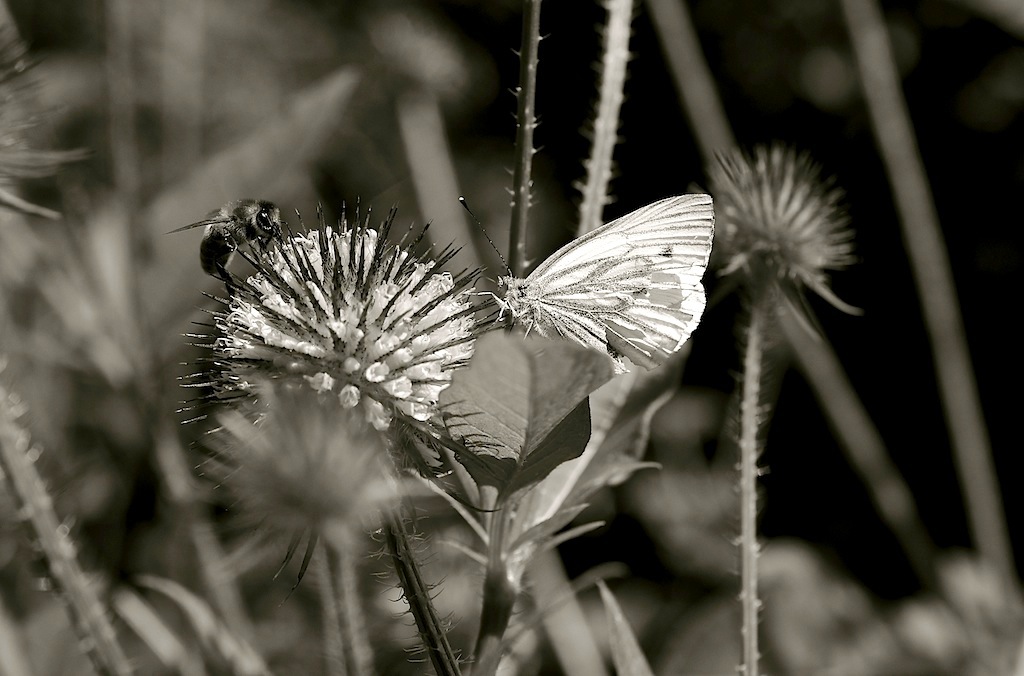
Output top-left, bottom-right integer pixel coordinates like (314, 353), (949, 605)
(0, 26), (85, 218)
(211, 384), (394, 538)
(190, 206), (479, 442)
(708, 144), (859, 317)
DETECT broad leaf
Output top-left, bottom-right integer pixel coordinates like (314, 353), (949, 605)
(566, 351), (685, 505)
(512, 351), (684, 540)
(440, 333), (614, 500)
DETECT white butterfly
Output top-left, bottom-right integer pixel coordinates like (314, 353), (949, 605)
(495, 194), (715, 373)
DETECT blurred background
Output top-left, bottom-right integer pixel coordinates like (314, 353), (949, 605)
(0, 0), (1021, 673)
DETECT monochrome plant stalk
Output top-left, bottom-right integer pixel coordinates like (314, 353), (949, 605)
(840, 0), (1012, 585)
(0, 379), (133, 676)
(709, 145), (860, 676)
(317, 545), (350, 676)
(657, 0), (945, 600)
(577, 0), (633, 235)
(738, 299), (767, 676)
(472, 510), (517, 676)
(383, 503), (462, 676)
(508, 0), (543, 277)
(460, 4), (547, 672)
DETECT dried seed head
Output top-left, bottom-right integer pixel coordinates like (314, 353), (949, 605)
(211, 385), (394, 535)
(709, 144), (858, 316)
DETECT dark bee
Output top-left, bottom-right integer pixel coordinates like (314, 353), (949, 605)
(169, 199), (284, 281)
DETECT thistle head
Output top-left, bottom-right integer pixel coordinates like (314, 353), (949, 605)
(210, 384), (394, 537)
(709, 144), (858, 317)
(192, 206), (479, 438)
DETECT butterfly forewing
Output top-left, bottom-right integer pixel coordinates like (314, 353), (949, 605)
(526, 194), (713, 281)
(510, 193), (714, 372)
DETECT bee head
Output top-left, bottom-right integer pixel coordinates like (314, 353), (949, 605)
(231, 199), (283, 244)
(253, 202), (283, 242)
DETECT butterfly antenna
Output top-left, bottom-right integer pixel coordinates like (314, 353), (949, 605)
(460, 196), (511, 276)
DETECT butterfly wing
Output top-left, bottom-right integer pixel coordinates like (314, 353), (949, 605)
(520, 194), (714, 371)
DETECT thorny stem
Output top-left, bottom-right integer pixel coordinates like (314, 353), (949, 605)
(840, 0), (1013, 585)
(739, 300), (766, 676)
(508, 0), (543, 277)
(383, 503), (461, 676)
(577, 0), (633, 236)
(655, 0), (939, 596)
(0, 385), (133, 676)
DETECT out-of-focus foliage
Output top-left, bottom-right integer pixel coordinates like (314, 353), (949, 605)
(0, 0), (1021, 674)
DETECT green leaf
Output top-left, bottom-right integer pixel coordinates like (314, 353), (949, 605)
(598, 581), (655, 676)
(440, 332), (614, 500)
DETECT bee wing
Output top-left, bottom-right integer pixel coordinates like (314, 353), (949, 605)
(520, 193), (714, 370)
(165, 217), (228, 235)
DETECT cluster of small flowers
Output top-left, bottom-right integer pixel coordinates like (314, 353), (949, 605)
(206, 208), (478, 432)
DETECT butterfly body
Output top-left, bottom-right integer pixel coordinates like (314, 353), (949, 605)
(170, 199), (284, 281)
(497, 194), (714, 372)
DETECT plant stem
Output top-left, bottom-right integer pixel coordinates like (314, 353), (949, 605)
(577, 0), (633, 235)
(644, 0), (736, 156)
(653, 0), (939, 593)
(508, 0), (543, 278)
(336, 536), (375, 676)
(0, 577), (35, 676)
(317, 544), (349, 676)
(397, 89), (487, 268)
(0, 186), (61, 220)
(781, 312), (939, 589)
(320, 534), (374, 676)
(739, 300), (766, 676)
(0, 385), (133, 676)
(472, 512), (516, 676)
(530, 550), (609, 676)
(105, 0), (141, 222)
(159, 0), (205, 184)
(383, 505), (462, 676)
(840, 0), (1013, 585)
(153, 427), (257, 641)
